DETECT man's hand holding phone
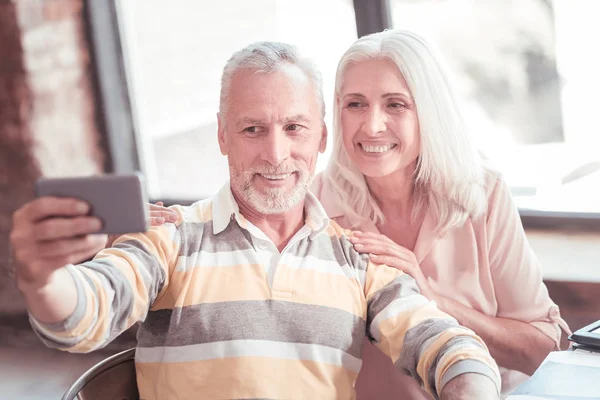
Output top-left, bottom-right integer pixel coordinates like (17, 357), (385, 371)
(10, 197), (107, 289)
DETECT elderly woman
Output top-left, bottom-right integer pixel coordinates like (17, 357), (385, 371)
(131, 30), (568, 398)
(310, 29), (569, 398)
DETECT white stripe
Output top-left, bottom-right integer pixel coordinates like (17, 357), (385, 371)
(357, 270), (367, 288)
(370, 295), (431, 342)
(135, 339), (363, 372)
(281, 254), (354, 279)
(435, 340), (485, 390)
(175, 248), (260, 271)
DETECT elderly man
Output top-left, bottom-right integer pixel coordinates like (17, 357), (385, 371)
(11, 42), (500, 399)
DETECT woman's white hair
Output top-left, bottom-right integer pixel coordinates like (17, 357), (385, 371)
(322, 29), (488, 233)
(219, 41), (325, 120)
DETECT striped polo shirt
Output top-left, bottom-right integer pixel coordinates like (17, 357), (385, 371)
(31, 182), (500, 399)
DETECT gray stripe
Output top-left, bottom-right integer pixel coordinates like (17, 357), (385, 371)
(338, 235), (369, 272)
(427, 335), (486, 394)
(177, 220), (369, 280)
(287, 233), (361, 271)
(81, 259), (137, 339)
(367, 274), (419, 330)
(137, 300), (366, 358)
(438, 359), (500, 396)
(394, 318), (462, 386)
(113, 240), (165, 305)
(178, 220), (254, 256)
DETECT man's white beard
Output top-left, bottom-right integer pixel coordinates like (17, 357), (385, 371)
(230, 163), (312, 215)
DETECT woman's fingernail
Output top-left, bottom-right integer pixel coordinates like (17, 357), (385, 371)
(370, 254), (378, 258)
(354, 243), (363, 248)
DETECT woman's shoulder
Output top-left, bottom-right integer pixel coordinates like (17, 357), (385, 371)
(310, 172), (369, 231)
(479, 166), (517, 221)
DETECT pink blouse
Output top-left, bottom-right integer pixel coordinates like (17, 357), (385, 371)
(311, 170), (569, 398)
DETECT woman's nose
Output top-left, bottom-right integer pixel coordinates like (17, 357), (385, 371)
(362, 106), (387, 136)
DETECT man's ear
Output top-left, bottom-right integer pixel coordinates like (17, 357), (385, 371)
(319, 122), (327, 154)
(217, 113), (228, 156)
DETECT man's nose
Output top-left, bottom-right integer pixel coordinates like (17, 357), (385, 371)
(362, 106), (387, 137)
(261, 130), (291, 165)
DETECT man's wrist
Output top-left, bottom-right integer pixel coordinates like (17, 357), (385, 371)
(16, 267), (61, 296)
(440, 373), (499, 400)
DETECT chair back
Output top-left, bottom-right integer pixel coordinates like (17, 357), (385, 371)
(61, 348), (138, 400)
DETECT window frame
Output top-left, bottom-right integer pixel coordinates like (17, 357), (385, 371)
(85, 0), (600, 231)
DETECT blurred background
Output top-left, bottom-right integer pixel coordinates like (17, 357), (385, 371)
(0, 0), (598, 398)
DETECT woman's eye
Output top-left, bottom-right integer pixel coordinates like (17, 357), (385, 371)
(244, 126), (259, 133)
(388, 102), (406, 109)
(286, 124), (301, 131)
(347, 102), (363, 108)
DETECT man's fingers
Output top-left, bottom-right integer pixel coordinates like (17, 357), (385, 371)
(34, 216), (103, 241)
(16, 197), (90, 223)
(36, 234), (107, 258)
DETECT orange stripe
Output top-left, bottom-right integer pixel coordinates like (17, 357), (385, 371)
(68, 270), (111, 352)
(150, 263), (367, 318)
(136, 357), (357, 400)
(364, 261), (406, 300)
(105, 256), (151, 325)
(151, 264), (271, 310)
(279, 265), (366, 318)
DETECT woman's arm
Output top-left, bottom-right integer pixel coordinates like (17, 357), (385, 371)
(435, 294), (555, 375)
(351, 228), (561, 376)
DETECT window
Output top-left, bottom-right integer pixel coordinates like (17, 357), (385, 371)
(390, 0), (600, 214)
(115, 0), (358, 200)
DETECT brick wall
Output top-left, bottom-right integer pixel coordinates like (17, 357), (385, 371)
(0, 0), (106, 315)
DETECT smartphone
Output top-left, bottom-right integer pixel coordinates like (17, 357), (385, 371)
(35, 173), (149, 234)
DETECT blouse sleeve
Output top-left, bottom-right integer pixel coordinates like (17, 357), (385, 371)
(485, 175), (571, 349)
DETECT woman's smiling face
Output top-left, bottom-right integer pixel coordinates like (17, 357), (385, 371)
(339, 58), (421, 179)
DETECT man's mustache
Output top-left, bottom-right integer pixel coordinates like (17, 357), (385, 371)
(247, 164), (305, 175)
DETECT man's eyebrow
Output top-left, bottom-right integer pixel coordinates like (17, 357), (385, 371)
(235, 117), (264, 128)
(281, 114), (311, 124)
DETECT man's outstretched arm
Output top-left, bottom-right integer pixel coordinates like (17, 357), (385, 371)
(363, 259), (501, 399)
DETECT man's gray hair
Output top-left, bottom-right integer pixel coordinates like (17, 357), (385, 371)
(219, 41), (325, 120)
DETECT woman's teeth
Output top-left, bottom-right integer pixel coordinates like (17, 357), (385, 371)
(360, 143), (397, 153)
